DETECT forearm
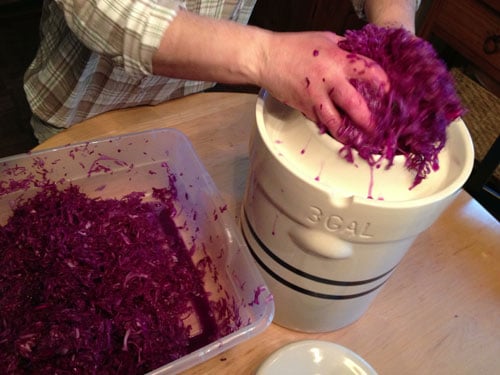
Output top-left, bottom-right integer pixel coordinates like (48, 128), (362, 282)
(364, 0), (418, 33)
(152, 10), (269, 85)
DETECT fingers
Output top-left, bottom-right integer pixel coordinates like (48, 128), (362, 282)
(310, 95), (343, 135)
(318, 54), (389, 137)
(330, 84), (371, 131)
(259, 31), (390, 140)
(306, 79), (373, 138)
(345, 52), (390, 94)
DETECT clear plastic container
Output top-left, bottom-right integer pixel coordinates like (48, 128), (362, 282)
(0, 128), (274, 374)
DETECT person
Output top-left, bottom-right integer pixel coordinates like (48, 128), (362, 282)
(24, 0), (420, 143)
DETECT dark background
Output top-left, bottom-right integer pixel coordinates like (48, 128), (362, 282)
(0, 0), (497, 219)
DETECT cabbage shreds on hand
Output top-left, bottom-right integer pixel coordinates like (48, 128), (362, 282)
(337, 24), (465, 188)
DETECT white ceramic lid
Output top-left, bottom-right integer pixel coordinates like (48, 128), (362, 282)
(256, 90), (474, 204)
(256, 340), (378, 375)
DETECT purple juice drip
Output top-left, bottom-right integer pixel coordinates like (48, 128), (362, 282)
(300, 135), (313, 155)
(367, 164), (375, 199)
(271, 214), (278, 236)
(315, 160), (325, 182)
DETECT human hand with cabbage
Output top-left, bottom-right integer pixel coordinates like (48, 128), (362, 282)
(153, 0), (420, 138)
(251, 30), (390, 138)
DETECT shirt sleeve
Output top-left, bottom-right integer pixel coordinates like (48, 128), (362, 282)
(54, 0), (185, 75)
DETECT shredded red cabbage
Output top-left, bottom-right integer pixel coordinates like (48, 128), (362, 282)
(337, 25), (464, 187)
(0, 184), (221, 374)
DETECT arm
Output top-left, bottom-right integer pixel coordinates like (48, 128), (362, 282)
(153, 9), (389, 136)
(152, 11), (265, 86)
(58, 1), (416, 137)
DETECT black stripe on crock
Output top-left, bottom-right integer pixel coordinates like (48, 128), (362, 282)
(242, 210), (396, 297)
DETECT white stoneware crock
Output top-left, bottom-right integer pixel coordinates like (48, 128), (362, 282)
(241, 90), (474, 332)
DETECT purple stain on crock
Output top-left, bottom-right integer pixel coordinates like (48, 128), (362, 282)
(300, 134), (313, 154)
(367, 164), (375, 199)
(219, 204), (228, 213)
(313, 49), (319, 56)
(271, 214), (278, 236)
(315, 160), (325, 182)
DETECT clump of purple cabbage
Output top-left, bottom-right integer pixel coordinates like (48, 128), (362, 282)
(337, 24), (464, 187)
(0, 184), (220, 374)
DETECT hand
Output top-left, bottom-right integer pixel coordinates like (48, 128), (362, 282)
(152, 12), (390, 138)
(255, 31), (390, 137)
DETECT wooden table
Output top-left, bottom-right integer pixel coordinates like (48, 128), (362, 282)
(35, 92), (500, 374)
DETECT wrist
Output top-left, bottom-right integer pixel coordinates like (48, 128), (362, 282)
(237, 26), (274, 87)
(364, 0), (417, 33)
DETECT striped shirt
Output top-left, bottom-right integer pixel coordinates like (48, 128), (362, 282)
(24, 0), (257, 141)
(24, 0), (375, 142)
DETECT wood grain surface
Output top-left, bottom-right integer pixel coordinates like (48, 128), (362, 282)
(36, 92), (500, 375)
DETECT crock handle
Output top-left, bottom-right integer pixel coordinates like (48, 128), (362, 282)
(289, 227), (353, 259)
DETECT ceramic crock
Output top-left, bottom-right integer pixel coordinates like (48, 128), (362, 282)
(241, 90), (474, 332)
